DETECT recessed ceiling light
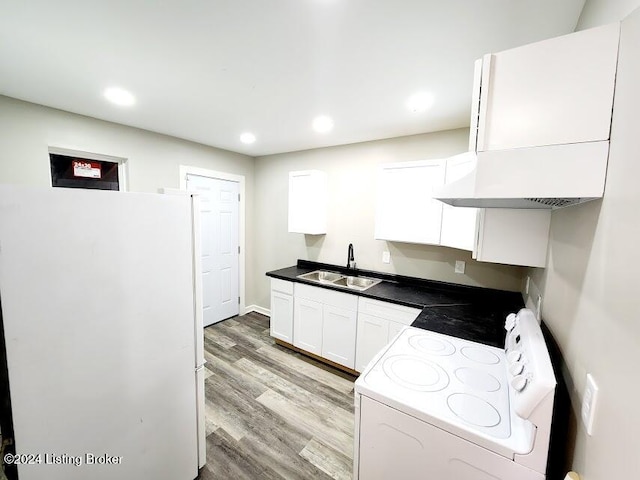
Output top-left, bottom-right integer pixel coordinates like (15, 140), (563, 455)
(406, 92), (434, 113)
(103, 87), (136, 107)
(240, 132), (256, 144)
(312, 115), (334, 134)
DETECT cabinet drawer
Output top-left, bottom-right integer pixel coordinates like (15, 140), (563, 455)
(357, 297), (421, 325)
(271, 278), (294, 295)
(295, 283), (357, 310)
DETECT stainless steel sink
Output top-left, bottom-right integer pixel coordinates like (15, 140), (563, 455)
(297, 270), (344, 284)
(296, 270), (382, 291)
(332, 276), (381, 291)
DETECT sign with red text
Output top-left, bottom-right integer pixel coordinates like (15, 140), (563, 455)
(72, 160), (102, 179)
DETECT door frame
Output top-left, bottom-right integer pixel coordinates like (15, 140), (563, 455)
(179, 165), (246, 316)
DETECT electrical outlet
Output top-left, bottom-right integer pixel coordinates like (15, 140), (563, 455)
(581, 373), (599, 435)
(455, 260), (465, 274)
(535, 294), (542, 322)
(382, 251), (390, 264)
(525, 276), (530, 295)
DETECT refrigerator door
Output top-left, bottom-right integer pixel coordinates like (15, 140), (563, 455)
(190, 194), (206, 369)
(195, 365), (207, 468)
(0, 185), (199, 480)
(189, 193), (207, 468)
(162, 189), (206, 468)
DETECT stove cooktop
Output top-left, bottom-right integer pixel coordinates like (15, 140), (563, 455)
(356, 326), (534, 459)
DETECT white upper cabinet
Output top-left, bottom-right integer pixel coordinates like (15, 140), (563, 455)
(288, 170), (327, 234)
(440, 155), (478, 252)
(375, 160), (446, 245)
(473, 209), (551, 268)
(474, 23), (620, 152)
(375, 156), (551, 267)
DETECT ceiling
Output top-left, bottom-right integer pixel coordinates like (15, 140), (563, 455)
(0, 0), (586, 156)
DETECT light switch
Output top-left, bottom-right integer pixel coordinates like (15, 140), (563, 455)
(455, 260), (465, 274)
(581, 373), (599, 436)
(382, 251), (390, 264)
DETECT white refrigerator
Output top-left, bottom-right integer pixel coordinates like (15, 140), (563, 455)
(0, 184), (206, 480)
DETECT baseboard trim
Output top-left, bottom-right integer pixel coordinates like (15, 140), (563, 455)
(245, 304), (270, 317)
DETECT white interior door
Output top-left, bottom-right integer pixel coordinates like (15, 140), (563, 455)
(187, 174), (240, 326)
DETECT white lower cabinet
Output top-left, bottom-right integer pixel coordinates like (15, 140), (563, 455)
(322, 305), (357, 368)
(355, 313), (391, 373)
(355, 298), (421, 372)
(293, 297), (323, 355)
(291, 283), (358, 370)
(270, 281), (420, 372)
(387, 321), (406, 342)
(269, 279), (294, 343)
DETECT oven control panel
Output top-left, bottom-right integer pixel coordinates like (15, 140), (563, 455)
(504, 309), (556, 420)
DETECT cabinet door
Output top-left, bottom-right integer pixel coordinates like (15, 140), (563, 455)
(375, 160), (446, 245)
(387, 321), (406, 343)
(270, 291), (293, 343)
(322, 305), (357, 369)
(475, 208), (551, 268)
(355, 313), (390, 373)
(293, 297), (323, 355)
(440, 155), (478, 252)
(477, 23), (619, 151)
(288, 170), (327, 234)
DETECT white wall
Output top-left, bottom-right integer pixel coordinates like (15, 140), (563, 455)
(0, 95), (257, 304)
(577, 0), (640, 29)
(524, 4), (640, 479)
(253, 129), (524, 309)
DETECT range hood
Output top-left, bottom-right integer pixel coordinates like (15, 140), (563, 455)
(434, 141), (610, 209)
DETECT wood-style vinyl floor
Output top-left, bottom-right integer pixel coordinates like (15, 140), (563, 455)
(196, 312), (357, 480)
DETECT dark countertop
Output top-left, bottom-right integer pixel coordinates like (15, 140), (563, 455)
(266, 260), (523, 348)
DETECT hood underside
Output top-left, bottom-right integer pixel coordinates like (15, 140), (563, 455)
(433, 142), (610, 210)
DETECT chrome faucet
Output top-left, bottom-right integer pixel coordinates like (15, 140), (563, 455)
(347, 243), (356, 269)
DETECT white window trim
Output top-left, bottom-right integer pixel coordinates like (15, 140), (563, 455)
(179, 165), (247, 316)
(48, 146), (129, 191)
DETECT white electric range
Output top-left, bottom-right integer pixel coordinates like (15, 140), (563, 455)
(353, 308), (556, 480)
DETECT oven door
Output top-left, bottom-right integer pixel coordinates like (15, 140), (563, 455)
(356, 396), (544, 480)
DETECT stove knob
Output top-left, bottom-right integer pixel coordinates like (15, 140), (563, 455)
(511, 375), (528, 392)
(504, 313), (517, 332)
(509, 361), (524, 376)
(507, 350), (522, 364)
